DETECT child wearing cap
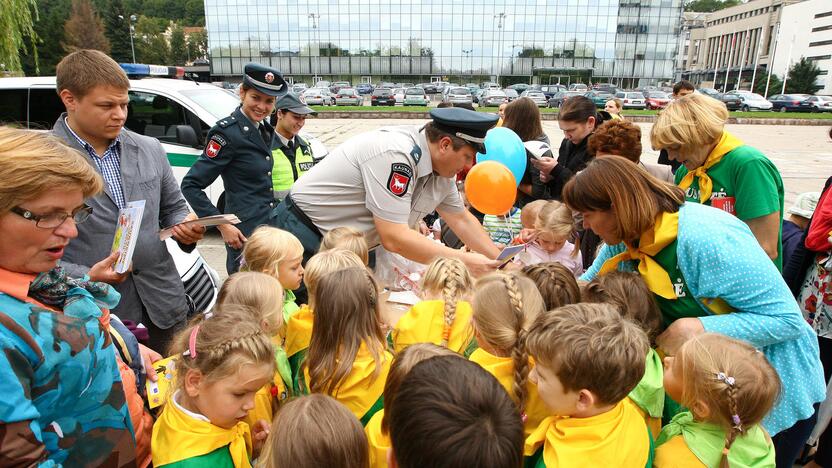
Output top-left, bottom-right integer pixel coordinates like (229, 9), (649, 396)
(782, 192), (820, 270)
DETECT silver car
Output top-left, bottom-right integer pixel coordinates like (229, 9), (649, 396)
(334, 88), (362, 106)
(301, 87), (333, 105)
(480, 89), (508, 107)
(520, 90), (548, 107)
(443, 87), (473, 105)
(805, 95), (832, 112)
(732, 92), (773, 112)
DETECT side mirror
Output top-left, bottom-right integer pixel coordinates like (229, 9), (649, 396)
(176, 125), (199, 147)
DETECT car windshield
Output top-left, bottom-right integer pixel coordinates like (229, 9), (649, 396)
(340, 89), (355, 95)
(450, 87), (469, 95)
(526, 91), (544, 96)
(648, 92), (669, 98)
(394, 88), (405, 94)
(181, 88), (242, 120)
(488, 90), (507, 97)
(818, 96), (832, 102)
(406, 88), (423, 95)
(746, 93), (767, 101)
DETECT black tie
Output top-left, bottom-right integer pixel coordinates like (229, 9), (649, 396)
(286, 138), (295, 153)
(259, 125), (270, 146)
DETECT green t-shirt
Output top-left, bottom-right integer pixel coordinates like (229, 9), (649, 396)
(161, 446), (234, 468)
(675, 146), (784, 271)
(651, 239), (703, 326)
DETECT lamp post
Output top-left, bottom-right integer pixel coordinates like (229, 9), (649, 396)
(463, 49), (472, 80)
(511, 43), (522, 76)
(494, 13), (506, 85)
(118, 14), (137, 63)
(308, 13), (320, 83)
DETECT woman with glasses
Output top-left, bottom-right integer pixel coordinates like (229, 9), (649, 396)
(0, 127), (135, 465)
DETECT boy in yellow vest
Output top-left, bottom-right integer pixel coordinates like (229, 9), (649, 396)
(524, 303), (653, 468)
(271, 93), (317, 202)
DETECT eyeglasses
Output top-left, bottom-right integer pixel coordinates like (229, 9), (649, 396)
(10, 204), (93, 229)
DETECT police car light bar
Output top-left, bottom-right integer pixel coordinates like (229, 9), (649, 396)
(120, 63), (186, 79)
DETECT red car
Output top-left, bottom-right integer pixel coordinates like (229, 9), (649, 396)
(645, 91), (671, 110)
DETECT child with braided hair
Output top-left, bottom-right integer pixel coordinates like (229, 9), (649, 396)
(469, 271), (550, 438)
(655, 333), (779, 468)
(150, 306), (276, 467)
(391, 256), (476, 355)
(521, 262), (581, 310)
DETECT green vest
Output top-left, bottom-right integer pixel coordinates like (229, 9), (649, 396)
(272, 137), (314, 196)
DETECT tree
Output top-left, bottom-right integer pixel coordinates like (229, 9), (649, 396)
(753, 73), (782, 96)
(785, 57), (822, 94)
(186, 29), (207, 61)
(102, 0), (134, 63)
(63, 0), (111, 54)
(169, 24), (188, 64)
(1, 0), (38, 74)
(185, 0), (205, 26)
(684, 0), (742, 12)
(518, 47), (545, 58)
(134, 15), (168, 63)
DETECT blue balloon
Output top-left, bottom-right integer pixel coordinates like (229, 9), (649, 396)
(476, 127), (527, 187)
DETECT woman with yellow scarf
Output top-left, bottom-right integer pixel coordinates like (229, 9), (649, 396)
(567, 157), (825, 468)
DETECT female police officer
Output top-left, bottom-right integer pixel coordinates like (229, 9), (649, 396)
(181, 63), (288, 273)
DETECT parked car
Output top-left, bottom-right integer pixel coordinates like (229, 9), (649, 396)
(481, 82), (501, 90)
(614, 91), (647, 109)
(420, 83), (439, 94)
(536, 84), (567, 99)
(291, 83), (308, 94)
(334, 88), (362, 106)
(329, 81), (351, 94)
(568, 83), (588, 92)
(480, 89), (508, 107)
(356, 83), (375, 94)
(392, 88), (406, 105)
(443, 86), (473, 105)
(403, 87), (429, 106)
(719, 93), (743, 111)
(504, 89), (519, 102)
(733, 92), (773, 111)
(584, 90), (615, 108)
(377, 82), (395, 90)
(644, 91), (671, 110)
(697, 87), (721, 99)
(520, 90), (548, 107)
(508, 83), (531, 93)
(768, 94), (815, 113)
(548, 91), (583, 108)
(805, 95), (832, 112)
(472, 88), (486, 104)
(302, 87), (333, 105)
(314, 80), (331, 90)
(371, 88), (396, 106)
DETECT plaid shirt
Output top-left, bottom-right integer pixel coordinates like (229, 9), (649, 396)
(64, 118), (126, 209)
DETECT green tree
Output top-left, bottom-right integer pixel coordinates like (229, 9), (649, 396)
(185, 0), (204, 25)
(518, 47), (545, 58)
(133, 15), (169, 63)
(187, 29), (207, 61)
(102, 0), (134, 63)
(169, 24), (188, 64)
(63, 0), (111, 54)
(785, 57), (822, 94)
(684, 0), (742, 12)
(1, 0), (38, 74)
(21, 0), (72, 76)
(753, 73), (782, 96)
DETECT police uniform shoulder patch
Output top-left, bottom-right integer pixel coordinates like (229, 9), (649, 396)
(410, 144), (422, 165)
(387, 163), (413, 197)
(205, 134), (227, 158)
(218, 119), (233, 128)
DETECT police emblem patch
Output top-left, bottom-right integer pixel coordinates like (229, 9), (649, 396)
(265, 72), (275, 83)
(387, 163), (413, 197)
(205, 137), (225, 158)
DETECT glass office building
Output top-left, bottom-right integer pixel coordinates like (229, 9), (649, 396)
(204, 0), (683, 87)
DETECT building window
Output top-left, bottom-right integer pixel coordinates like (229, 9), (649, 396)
(818, 70), (828, 75)
(810, 40), (832, 47)
(808, 55), (832, 60)
(812, 25), (832, 32)
(815, 11), (832, 19)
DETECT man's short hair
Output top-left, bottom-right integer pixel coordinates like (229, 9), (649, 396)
(56, 50), (130, 98)
(389, 355), (524, 468)
(672, 80), (695, 95)
(527, 303), (649, 406)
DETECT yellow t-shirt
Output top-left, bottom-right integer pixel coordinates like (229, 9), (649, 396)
(392, 300), (475, 355)
(523, 398), (650, 468)
(469, 348), (549, 438)
(653, 435), (706, 467)
(365, 409), (391, 468)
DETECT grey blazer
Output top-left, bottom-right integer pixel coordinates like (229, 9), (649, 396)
(52, 115), (191, 329)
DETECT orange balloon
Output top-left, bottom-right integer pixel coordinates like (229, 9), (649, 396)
(464, 161), (517, 215)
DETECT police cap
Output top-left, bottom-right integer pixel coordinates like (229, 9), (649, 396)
(429, 107), (498, 154)
(277, 92), (317, 116)
(242, 63), (289, 97)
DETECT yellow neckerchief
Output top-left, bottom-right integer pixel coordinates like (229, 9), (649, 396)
(470, 348), (550, 438)
(677, 131), (744, 203)
(152, 392), (252, 467)
(392, 300), (475, 354)
(599, 211), (680, 299)
(304, 341), (392, 421)
(243, 385), (275, 434)
(285, 305), (314, 357)
(365, 409), (391, 468)
(523, 398), (649, 467)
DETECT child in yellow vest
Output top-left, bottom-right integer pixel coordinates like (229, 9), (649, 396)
(150, 307), (276, 468)
(469, 272), (550, 438)
(320, 226), (370, 266)
(241, 226), (304, 324)
(215, 271), (290, 433)
(286, 249), (365, 393)
(525, 303), (652, 468)
(391, 256), (476, 355)
(260, 394), (369, 468)
(583, 271), (666, 440)
(365, 343), (459, 468)
(521, 262), (582, 311)
(302, 266), (392, 425)
(655, 333), (778, 468)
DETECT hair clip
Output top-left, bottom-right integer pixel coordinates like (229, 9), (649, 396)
(520, 412), (528, 424)
(716, 372), (735, 386)
(182, 325), (200, 359)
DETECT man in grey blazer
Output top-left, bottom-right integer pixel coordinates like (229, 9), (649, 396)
(51, 50), (204, 353)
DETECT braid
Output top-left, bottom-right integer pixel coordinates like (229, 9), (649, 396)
(503, 274), (530, 418)
(720, 382), (742, 468)
(440, 263), (461, 347)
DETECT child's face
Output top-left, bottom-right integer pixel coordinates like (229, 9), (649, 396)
(662, 355), (684, 404)
(189, 363), (273, 429)
(535, 231), (567, 254)
(278, 254), (304, 290)
(529, 361), (580, 416)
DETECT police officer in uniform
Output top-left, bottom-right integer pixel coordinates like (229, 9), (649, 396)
(270, 92), (318, 202)
(271, 107), (502, 278)
(181, 63), (288, 273)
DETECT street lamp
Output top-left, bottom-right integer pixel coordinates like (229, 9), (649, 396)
(511, 43), (522, 76)
(118, 14), (137, 63)
(494, 13), (506, 85)
(462, 49), (472, 80)
(308, 13), (320, 83)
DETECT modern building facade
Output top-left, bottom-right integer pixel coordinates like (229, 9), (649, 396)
(204, 0), (684, 87)
(774, 0), (832, 95)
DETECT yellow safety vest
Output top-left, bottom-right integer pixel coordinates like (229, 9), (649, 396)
(272, 137), (314, 195)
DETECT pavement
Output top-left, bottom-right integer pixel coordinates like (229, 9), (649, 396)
(199, 119), (832, 279)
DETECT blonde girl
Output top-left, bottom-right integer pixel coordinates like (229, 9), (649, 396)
(320, 226), (370, 266)
(365, 343), (458, 468)
(470, 272), (549, 437)
(286, 249), (365, 393)
(303, 267), (392, 425)
(215, 272), (291, 430)
(151, 307), (275, 468)
(583, 271), (665, 439)
(260, 394), (368, 468)
(656, 333), (780, 467)
(241, 226), (304, 323)
(604, 98), (624, 119)
(521, 262), (581, 310)
(391, 257), (476, 355)
(522, 200), (583, 276)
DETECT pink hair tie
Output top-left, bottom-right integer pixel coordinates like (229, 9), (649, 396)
(183, 325), (200, 359)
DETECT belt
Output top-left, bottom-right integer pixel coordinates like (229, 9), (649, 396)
(285, 195), (322, 238)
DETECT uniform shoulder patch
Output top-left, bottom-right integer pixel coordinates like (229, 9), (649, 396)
(387, 163), (413, 197)
(205, 134), (227, 158)
(218, 119), (233, 128)
(410, 144), (422, 165)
